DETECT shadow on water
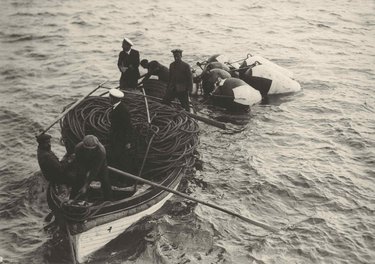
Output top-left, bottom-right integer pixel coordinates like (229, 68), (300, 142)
(260, 92), (301, 106)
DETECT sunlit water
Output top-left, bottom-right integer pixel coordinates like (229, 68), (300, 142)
(0, 0), (374, 263)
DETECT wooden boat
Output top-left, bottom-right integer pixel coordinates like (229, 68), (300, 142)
(46, 89), (200, 263)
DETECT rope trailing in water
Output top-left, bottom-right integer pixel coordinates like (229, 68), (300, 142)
(59, 93), (200, 180)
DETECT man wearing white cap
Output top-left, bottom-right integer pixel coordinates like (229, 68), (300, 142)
(117, 37), (140, 89)
(108, 89), (136, 185)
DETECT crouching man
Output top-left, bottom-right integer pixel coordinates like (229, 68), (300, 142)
(72, 135), (112, 201)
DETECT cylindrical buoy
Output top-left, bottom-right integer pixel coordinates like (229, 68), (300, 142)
(211, 78), (261, 111)
(201, 68), (231, 95)
(242, 64), (301, 97)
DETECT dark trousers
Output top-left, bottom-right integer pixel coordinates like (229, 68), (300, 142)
(120, 74), (138, 89)
(71, 166), (112, 201)
(108, 148), (138, 187)
(163, 90), (190, 111)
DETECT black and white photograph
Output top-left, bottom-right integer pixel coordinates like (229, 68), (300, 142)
(0, 0), (374, 263)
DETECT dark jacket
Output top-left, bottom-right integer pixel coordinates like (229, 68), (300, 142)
(74, 141), (112, 200)
(144, 61), (169, 83)
(75, 141), (107, 183)
(109, 102), (133, 159)
(168, 60), (193, 92)
(37, 147), (62, 183)
(118, 49), (140, 88)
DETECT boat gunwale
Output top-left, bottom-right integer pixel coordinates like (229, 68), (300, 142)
(47, 166), (184, 223)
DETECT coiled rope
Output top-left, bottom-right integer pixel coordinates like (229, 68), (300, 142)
(59, 93), (200, 180)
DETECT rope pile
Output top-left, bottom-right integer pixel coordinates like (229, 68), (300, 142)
(60, 93), (200, 180)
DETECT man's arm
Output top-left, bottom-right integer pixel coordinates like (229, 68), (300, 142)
(122, 107), (134, 147)
(134, 50), (140, 68)
(38, 152), (62, 182)
(118, 52), (128, 73)
(78, 146), (106, 195)
(143, 61), (158, 81)
(117, 52), (123, 71)
(167, 63), (174, 90)
(186, 63), (193, 92)
(129, 50), (140, 70)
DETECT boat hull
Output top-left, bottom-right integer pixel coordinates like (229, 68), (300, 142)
(72, 189), (175, 263)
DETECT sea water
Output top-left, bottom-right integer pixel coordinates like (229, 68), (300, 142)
(0, 0), (374, 263)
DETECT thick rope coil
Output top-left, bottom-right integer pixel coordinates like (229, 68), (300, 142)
(60, 93), (200, 180)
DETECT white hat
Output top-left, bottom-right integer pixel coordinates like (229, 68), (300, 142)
(109, 89), (124, 98)
(123, 37), (133, 46)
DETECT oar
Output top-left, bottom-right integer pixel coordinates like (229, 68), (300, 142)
(37, 80), (109, 137)
(108, 166), (278, 232)
(137, 74), (151, 124)
(185, 112), (226, 130)
(66, 224), (77, 264)
(123, 89), (227, 130)
(137, 73), (147, 86)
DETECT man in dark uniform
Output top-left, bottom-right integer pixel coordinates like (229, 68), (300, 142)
(140, 59), (169, 83)
(37, 133), (63, 183)
(73, 135), (112, 200)
(108, 89), (136, 186)
(163, 49), (193, 111)
(118, 37), (140, 89)
(36, 133), (75, 185)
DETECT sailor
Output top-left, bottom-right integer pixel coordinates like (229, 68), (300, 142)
(118, 37), (140, 90)
(108, 89), (137, 186)
(163, 49), (193, 112)
(36, 133), (75, 185)
(37, 133), (63, 183)
(140, 59), (169, 83)
(73, 135), (112, 200)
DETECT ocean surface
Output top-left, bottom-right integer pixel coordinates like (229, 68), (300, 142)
(0, 0), (374, 263)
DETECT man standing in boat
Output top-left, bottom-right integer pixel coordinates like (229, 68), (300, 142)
(73, 135), (112, 200)
(163, 49), (193, 112)
(140, 59), (169, 83)
(118, 37), (140, 90)
(108, 89), (136, 186)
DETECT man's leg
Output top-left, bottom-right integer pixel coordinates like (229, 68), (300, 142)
(162, 89), (175, 106)
(70, 169), (86, 199)
(119, 74), (127, 89)
(99, 166), (113, 200)
(177, 91), (190, 111)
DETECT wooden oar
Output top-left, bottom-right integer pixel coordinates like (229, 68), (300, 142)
(185, 112), (226, 130)
(123, 89), (227, 130)
(37, 80), (109, 137)
(66, 224), (77, 264)
(108, 166), (278, 232)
